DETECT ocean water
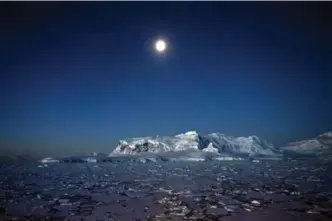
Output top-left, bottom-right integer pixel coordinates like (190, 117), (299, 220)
(0, 159), (331, 221)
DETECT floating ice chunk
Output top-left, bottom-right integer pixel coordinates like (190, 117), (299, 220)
(39, 157), (59, 163)
(224, 206), (235, 212)
(147, 157), (157, 162)
(214, 156), (244, 161)
(244, 207), (252, 212)
(250, 200), (261, 206)
(83, 157), (97, 163)
(175, 157), (205, 162)
(139, 158), (147, 163)
(306, 209), (320, 214)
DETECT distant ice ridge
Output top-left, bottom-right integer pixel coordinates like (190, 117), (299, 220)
(282, 140), (328, 153)
(39, 157), (59, 163)
(318, 131), (332, 139)
(281, 131), (332, 154)
(38, 153), (109, 164)
(111, 131), (277, 157)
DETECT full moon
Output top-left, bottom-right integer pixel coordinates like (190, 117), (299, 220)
(155, 39), (166, 53)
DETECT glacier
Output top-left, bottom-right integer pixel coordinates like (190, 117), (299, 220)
(111, 131), (278, 157)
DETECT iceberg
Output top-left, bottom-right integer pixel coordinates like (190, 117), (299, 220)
(281, 131), (332, 155)
(111, 131), (277, 157)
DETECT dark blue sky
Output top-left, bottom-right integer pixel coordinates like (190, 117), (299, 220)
(1, 2), (331, 157)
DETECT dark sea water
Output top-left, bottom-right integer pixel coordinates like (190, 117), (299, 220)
(0, 159), (332, 221)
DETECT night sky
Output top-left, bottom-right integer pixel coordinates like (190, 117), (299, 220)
(1, 2), (331, 157)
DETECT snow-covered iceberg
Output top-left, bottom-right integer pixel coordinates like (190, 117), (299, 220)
(204, 133), (276, 156)
(112, 131), (201, 155)
(281, 131), (332, 155)
(111, 131), (277, 157)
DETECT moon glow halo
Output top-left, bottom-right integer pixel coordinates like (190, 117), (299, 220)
(155, 39), (167, 53)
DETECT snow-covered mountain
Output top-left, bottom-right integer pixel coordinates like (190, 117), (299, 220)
(111, 131), (277, 157)
(281, 131), (332, 154)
